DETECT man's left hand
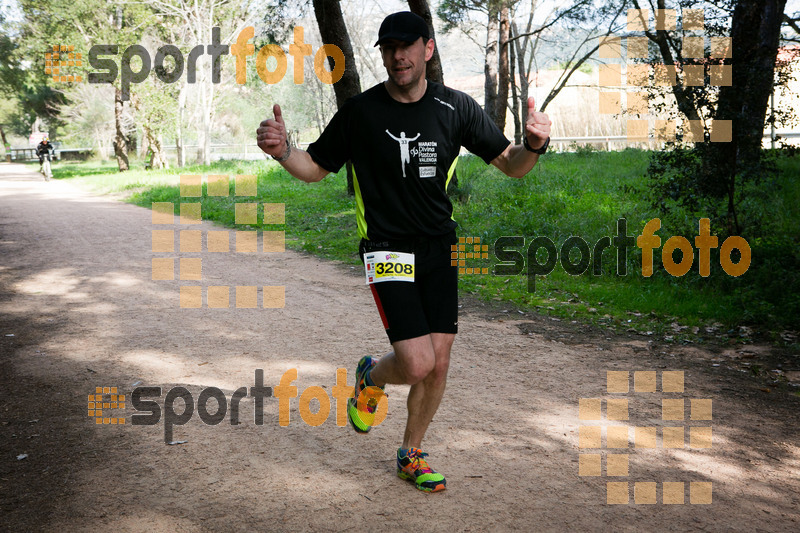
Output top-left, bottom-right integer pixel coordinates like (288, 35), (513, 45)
(525, 97), (551, 150)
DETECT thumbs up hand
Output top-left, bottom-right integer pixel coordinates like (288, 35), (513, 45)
(257, 104), (290, 159)
(525, 97), (551, 151)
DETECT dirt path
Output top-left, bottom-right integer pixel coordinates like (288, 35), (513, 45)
(0, 162), (798, 532)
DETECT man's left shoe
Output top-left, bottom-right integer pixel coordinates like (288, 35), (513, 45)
(396, 447), (447, 492)
(347, 356), (385, 433)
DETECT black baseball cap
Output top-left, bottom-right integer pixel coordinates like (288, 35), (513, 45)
(374, 11), (430, 46)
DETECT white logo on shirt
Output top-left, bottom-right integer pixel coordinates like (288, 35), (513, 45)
(386, 130), (420, 178)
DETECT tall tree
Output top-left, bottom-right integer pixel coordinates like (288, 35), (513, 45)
(407, 0), (445, 83)
(112, 7), (131, 171)
(713, 0), (788, 222)
(113, 87), (130, 171)
(146, 1), (250, 166)
(438, 0), (611, 131)
(408, 0), (459, 188)
(640, 0), (793, 235)
(496, 1), (511, 131)
(509, 29), (521, 143)
(484, 1), (500, 120)
(10, 1), (151, 170)
(1, 3), (69, 139)
(312, 0), (362, 196)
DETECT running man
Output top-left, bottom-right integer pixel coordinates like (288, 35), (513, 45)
(256, 11), (551, 493)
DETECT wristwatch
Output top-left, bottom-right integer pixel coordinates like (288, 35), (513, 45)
(271, 140), (292, 163)
(523, 136), (549, 155)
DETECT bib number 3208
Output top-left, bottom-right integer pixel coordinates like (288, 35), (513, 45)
(364, 251), (414, 284)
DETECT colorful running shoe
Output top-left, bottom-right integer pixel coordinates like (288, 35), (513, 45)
(347, 356), (385, 433)
(396, 447), (447, 492)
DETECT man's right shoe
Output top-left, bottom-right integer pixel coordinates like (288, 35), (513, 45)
(347, 356), (385, 433)
(397, 448), (447, 492)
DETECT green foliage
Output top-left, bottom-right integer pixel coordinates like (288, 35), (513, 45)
(550, 60), (594, 74)
(646, 143), (785, 239)
(0, 6), (64, 134)
(646, 144), (800, 328)
(450, 149), (798, 331)
(133, 77), (180, 140)
(436, 0), (478, 34)
(570, 142), (599, 156)
(2, 0), (157, 140)
(647, 145), (714, 227)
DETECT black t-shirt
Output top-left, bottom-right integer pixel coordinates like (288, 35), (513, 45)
(37, 142), (53, 156)
(307, 81), (510, 241)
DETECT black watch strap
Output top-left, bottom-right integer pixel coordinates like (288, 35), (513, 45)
(523, 136), (549, 154)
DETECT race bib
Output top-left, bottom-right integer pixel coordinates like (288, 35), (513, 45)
(364, 251), (415, 284)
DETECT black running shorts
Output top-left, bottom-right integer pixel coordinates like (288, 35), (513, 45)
(359, 232), (458, 344)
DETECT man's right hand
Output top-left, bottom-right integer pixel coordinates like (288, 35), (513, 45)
(256, 104), (289, 159)
(255, 103), (329, 183)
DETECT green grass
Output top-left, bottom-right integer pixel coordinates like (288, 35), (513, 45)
(46, 150), (800, 338)
(43, 158), (363, 262)
(447, 149), (795, 334)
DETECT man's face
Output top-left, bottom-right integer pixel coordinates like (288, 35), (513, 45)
(380, 37), (434, 89)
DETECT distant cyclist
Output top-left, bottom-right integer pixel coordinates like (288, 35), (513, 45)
(36, 137), (54, 180)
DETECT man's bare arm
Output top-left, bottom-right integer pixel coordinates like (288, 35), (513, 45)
(491, 97), (551, 179)
(256, 104), (329, 183)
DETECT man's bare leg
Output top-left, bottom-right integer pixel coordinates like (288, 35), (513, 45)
(369, 332), (455, 448)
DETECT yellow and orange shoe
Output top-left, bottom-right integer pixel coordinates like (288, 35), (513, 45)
(397, 447), (446, 493)
(347, 356), (385, 433)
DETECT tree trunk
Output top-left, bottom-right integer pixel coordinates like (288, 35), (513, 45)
(143, 123), (168, 170)
(511, 20), (530, 140)
(407, 0), (444, 84)
(176, 80), (187, 168)
(114, 86), (129, 172)
(716, 0), (786, 164)
(199, 82), (213, 166)
(495, 2), (510, 132)
(312, 0), (362, 196)
(95, 126), (109, 161)
(510, 36), (521, 144)
(407, 0), (458, 189)
(0, 124), (10, 162)
(484, 3), (499, 119)
(113, 5), (129, 171)
(155, 135), (168, 169)
(198, 27), (214, 166)
(711, 0), (786, 233)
